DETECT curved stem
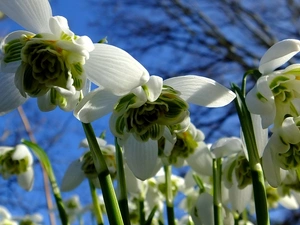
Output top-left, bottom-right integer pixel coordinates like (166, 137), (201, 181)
(232, 84), (270, 225)
(17, 106), (56, 225)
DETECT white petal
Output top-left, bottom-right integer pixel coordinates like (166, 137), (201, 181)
(245, 85), (275, 128)
(0, 72), (27, 115)
(186, 142), (213, 176)
(37, 92), (56, 112)
(17, 167), (34, 191)
(259, 39), (300, 74)
(49, 16), (72, 37)
(12, 144), (32, 165)
(144, 75), (163, 102)
(280, 117), (300, 144)
(61, 160), (86, 192)
(211, 137), (243, 158)
(124, 164), (144, 195)
(279, 195), (299, 210)
(229, 177), (252, 213)
(0, 147), (14, 156)
(164, 75), (235, 107)
(85, 44), (149, 96)
(123, 135), (159, 180)
(74, 88), (119, 123)
(262, 140), (282, 187)
(0, 0), (52, 33)
(250, 114), (268, 157)
(192, 192), (214, 225)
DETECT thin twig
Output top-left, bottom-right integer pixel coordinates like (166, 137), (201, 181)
(17, 106), (56, 225)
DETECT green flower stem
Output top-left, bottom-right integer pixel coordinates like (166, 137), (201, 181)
(213, 158), (223, 225)
(89, 180), (104, 225)
(164, 165), (175, 225)
(22, 140), (69, 225)
(82, 123), (124, 225)
(139, 198), (146, 225)
(115, 138), (131, 225)
(231, 84), (270, 225)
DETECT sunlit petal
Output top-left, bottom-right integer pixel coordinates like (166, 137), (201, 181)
(0, 0), (52, 33)
(164, 75), (235, 107)
(124, 135), (159, 180)
(74, 88), (119, 123)
(259, 39), (300, 74)
(211, 137), (243, 158)
(144, 75), (163, 102)
(85, 44), (149, 96)
(186, 142), (213, 176)
(17, 167), (34, 191)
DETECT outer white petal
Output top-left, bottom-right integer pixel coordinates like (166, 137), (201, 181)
(211, 137), (243, 158)
(61, 160), (86, 192)
(0, 0), (52, 33)
(229, 176), (252, 213)
(74, 88), (119, 123)
(186, 142), (213, 176)
(245, 85), (275, 128)
(250, 114), (268, 157)
(17, 167), (34, 191)
(124, 164), (144, 195)
(192, 192), (214, 225)
(259, 39), (300, 74)
(85, 44), (149, 96)
(262, 140), (282, 187)
(279, 195), (299, 210)
(123, 135), (159, 180)
(0, 72), (27, 115)
(164, 75), (235, 107)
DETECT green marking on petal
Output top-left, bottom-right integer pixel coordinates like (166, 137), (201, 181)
(0, 150), (30, 176)
(111, 83), (189, 142)
(3, 38), (23, 63)
(235, 155), (252, 189)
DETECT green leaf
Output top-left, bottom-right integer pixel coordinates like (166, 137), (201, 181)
(22, 140), (69, 225)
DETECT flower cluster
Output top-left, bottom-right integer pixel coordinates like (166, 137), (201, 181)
(245, 39), (300, 187)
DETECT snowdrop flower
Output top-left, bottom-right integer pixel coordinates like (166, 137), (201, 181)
(262, 116), (300, 187)
(0, 144), (34, 191)
(191, 192), (234, 225)
(75, 75), (235, 180)
(17, 213), (43, 225)
(0, 0), (148, 113)
(0, 206), (17, 225)
(212, 137), (253, 214)
(61, 137), (116, 191)
(159, 121), (206, 167)
(246, 39), (300, 129)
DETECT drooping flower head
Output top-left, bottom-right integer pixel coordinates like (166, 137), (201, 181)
(61, 137), (117, 191)
(0, 144), (34, 191)
(0, 0), (149, 113)
(75, 75), (235, 180)
(246, 39), (300, 129)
